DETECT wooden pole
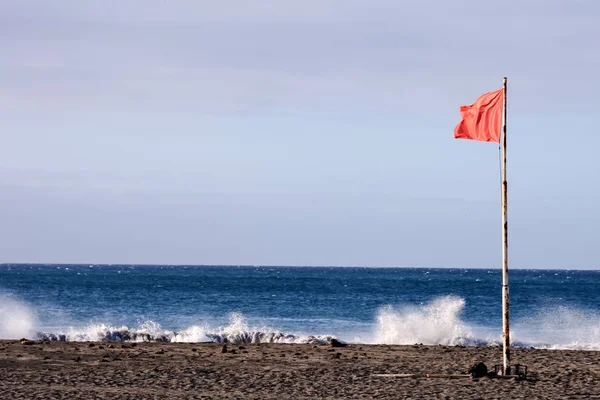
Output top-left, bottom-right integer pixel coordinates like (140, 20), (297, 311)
(501, 77), (510, 375)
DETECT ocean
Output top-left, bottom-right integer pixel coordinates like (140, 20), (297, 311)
(1, 265), (599, 350)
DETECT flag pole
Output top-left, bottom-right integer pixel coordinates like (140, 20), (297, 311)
(500, 76), (510, 375)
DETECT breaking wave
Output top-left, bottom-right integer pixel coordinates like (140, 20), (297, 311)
(0, 294), (38, 339)
(35, 313), (334, 345)
(511, 305), (600, 350)
(374, 295), (476, 346)
(373, 296), (600, 350)
(2, 293), (599, 350)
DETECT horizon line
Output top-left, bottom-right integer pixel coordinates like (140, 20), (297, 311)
(0, 263), (598, 271)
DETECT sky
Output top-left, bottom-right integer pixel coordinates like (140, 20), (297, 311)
(1, 0), (599, 268)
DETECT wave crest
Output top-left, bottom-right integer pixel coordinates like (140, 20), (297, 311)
(4, 293), (599, 351)
(374, 296), (474, 346)
(0, 294), (37, 339)
(513, 305), (600, 350)
(36, 312), (333, 345)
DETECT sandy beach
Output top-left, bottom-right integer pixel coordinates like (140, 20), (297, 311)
(1, 340), (598, 399)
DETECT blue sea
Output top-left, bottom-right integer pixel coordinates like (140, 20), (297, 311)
(1, 265), (599, 350)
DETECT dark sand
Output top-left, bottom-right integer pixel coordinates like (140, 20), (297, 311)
(1, 340), (599, 399)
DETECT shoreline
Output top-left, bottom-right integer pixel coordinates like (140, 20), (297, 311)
(1, 340), (599, 399)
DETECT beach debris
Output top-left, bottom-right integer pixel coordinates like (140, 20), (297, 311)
(468, 362), (488, 378)
(329, 338), (346, 348)
(221, 345), (228, 353)
(19, 338), (35, 345)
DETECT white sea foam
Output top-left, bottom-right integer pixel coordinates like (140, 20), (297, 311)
(0, 294), (38, 339)
(36, 312), (334, 345)
(3, 292), (598, 350)
(512, 305), (600, 350)
(374, 296), (474, 346)
(373, 296), (600, 350)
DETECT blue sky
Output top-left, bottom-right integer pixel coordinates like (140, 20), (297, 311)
(1, 0), (599, 268)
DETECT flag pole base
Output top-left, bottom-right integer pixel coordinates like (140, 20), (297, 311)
(493, 364), (527, 379)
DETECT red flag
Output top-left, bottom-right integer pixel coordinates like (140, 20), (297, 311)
(454, 89), (503, 142)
